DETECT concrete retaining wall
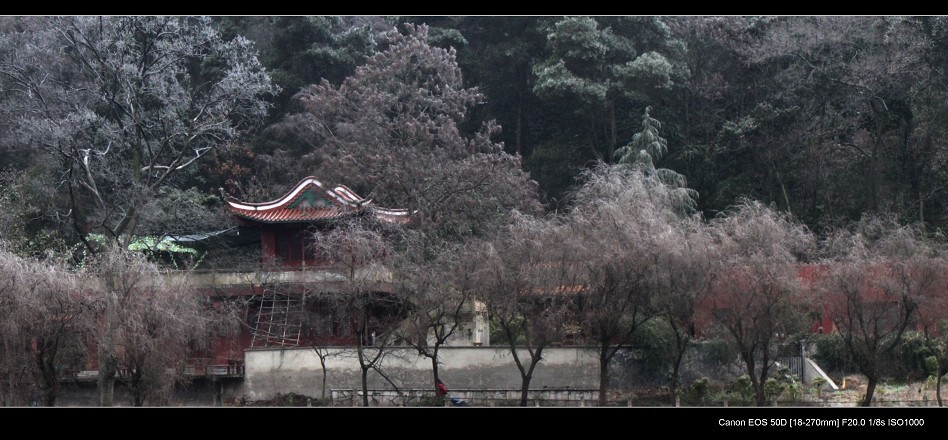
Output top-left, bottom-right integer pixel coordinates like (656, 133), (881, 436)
(236, 346), (599, 402)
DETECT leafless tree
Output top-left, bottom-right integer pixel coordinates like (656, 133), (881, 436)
(820, 218), (945, 406)
(23, 254), (90, 406)
(306, 339), (353, 401)
(918, 318), (948, 407)
(311, 214), (405, 406)
(475, 212), (579, 406)
(0, 17), (276, 250)
(0, 244), (34, 406)
(564, 164), (690, 405)
(916, 277), (948, 408)
(652, 217), (719, 402)
(391, 238), (476, 397)
(90, 246), (217, 406)
(708, 199), (814, 406)
(0, 243), (91, 406)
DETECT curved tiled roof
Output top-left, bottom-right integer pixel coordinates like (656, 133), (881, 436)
(225, 177), (412, 225)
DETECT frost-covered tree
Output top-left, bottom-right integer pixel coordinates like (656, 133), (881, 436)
(616, 106), (698, 215)
(0, 16), (277, 248)
(820, 219), (945, 406)
(262, 24), (540, 243)
(708, 200), (813, 406)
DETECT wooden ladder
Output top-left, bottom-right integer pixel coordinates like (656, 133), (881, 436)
(251, 291), (303, 347)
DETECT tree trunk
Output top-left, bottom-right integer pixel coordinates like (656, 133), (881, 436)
(515, 78), (524, 156)
(133, 383), (144, 406)
(861, 378), (877, 407)
(518, 347), (545, 407)
(40, 363), (57, 407)
(937, 368), (943, 407)
(98, 290), (118, 407)
(430, 352), (440, 397)
(519, 374), (533, 407)
(753, 377), (767, 407)
(670, 347), (685, 403)
(741, 354), (767, 406)
(867, 114), (884, 213)
(97, 311), (118, 406)
(900, 114), (919, 224)
(589, 117), (603, 162)
(36, 341), (59, 406)
(97, 358), (116, 407)
(42, 386), (56, 407)
(598, 346), (610, 406)
(757, 360), (771, 407)
(3, 337), (17, 406)
(127, 367), (145, 407)
(319, 355), (327, 399)
(778, 178), (792, 216)
(917, 132), (932, 226)
(668, 319), (688, 404)
(355, 315), (370, 407)
(609, 99), (617, 162)
(360, 366), (369, 407)
(39, 349), (59, 406)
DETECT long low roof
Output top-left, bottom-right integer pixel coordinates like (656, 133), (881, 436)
(225, 177), (412, 225)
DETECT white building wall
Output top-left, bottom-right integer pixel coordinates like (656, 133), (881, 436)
(238, 346), (598, 401)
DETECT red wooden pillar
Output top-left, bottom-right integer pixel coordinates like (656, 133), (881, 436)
(261, 230), (276, 264)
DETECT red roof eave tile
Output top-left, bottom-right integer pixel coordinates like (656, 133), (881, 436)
(225, 176), (414, 225)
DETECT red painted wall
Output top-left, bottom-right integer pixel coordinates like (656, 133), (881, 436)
(261, 230), (276, 264)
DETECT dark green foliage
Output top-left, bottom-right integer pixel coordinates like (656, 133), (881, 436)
(488, 316), (523, 346)
(893, 332), (936, 381)
(522, 138), (589, 206)
(725, 375), (757, 405)
(411, 395), (446, 407)
(706, 338), (739, 367)
(814, 332), (935, 381)
(812, 334), (857, 374)
(241, 392), (320, 406)
(687, 377), (711, 404)
(216, 16), (383, 121)
(630, 319), (675, 380)
(764, 366), (801, 402)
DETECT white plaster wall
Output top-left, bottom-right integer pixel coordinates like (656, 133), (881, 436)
(238, 346), (599, 401)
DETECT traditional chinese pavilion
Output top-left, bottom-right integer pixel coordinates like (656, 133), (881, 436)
(225, 176), (412, 266)
(190, 177), (415, 376)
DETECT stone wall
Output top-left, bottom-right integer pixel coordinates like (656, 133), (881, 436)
(235, 346), (600, 402)
(51, 341), (754, 406)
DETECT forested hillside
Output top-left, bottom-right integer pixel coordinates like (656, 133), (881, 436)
(4, 16), (948, 250)
(2, 17), (948, 408)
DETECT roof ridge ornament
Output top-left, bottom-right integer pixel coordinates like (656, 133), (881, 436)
(225, 176), (412, 225)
